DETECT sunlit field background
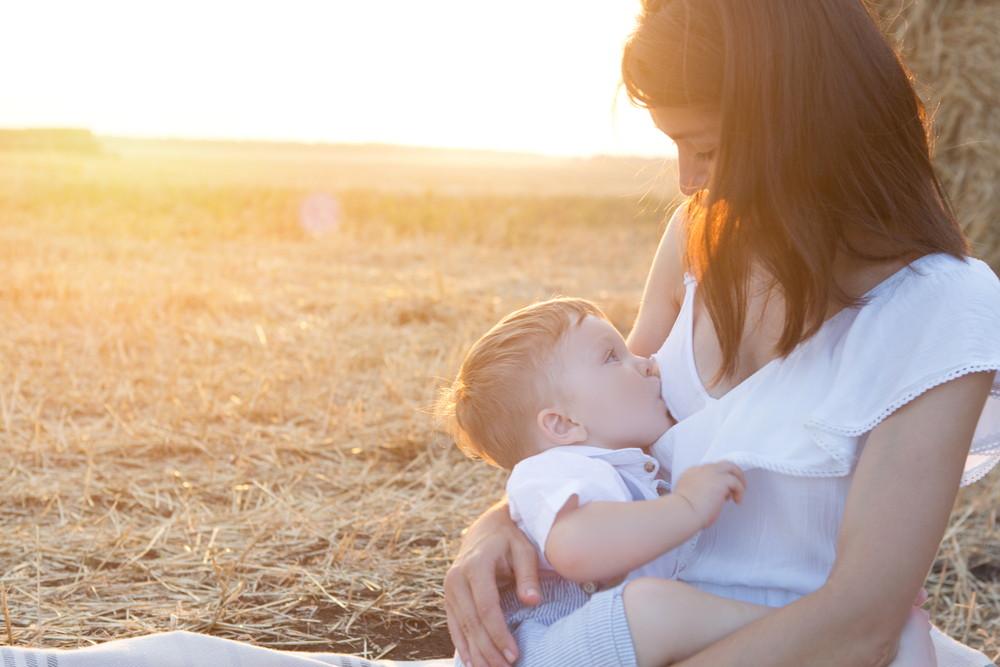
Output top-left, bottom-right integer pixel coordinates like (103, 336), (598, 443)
(0, 136), (998, 661)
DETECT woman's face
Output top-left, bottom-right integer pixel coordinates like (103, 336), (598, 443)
(649, 106), (722, 196)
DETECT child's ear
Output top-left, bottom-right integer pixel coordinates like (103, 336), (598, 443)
(536, 407), (587, 446)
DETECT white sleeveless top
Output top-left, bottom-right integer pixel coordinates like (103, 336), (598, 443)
(655, 272), (718, 425)
(650, 251), (1000, 664)
(652, 272), (851, 606)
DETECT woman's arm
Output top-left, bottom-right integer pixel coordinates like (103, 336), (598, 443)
(627, 205), (688, 357)
(675, 371), (994, 667)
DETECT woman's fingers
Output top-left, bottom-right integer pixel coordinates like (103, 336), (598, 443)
(444, 597), (471, 665)
(445, 564), (508, 667)
(468, 562), (519, 667)
(444, 565), (477, 665)
(444, 502), (536, 667)
(444, 555), (515, 667)
(510, 537), (542, 607)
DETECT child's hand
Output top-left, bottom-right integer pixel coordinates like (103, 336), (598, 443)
(672, 461), (746, 530)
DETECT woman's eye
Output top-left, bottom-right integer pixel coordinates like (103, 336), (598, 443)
(695, 149), (716, 162)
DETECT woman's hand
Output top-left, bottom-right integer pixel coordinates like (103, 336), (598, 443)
(444, 500), (541, 667)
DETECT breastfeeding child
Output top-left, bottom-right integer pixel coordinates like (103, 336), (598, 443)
(438, 297), (935, 667)
(438, 297), (768, 667)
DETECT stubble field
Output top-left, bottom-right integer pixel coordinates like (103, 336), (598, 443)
(0, 139), (997, 662)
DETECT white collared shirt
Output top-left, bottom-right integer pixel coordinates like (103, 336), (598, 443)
(506, 443), (676, 581)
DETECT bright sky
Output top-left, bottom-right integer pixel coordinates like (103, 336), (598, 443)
(0, 1), (675, 158)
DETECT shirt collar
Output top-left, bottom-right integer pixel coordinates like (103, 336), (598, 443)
(555, 445), (656, 464)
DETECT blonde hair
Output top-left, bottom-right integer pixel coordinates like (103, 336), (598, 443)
(438, 298), (607, 470)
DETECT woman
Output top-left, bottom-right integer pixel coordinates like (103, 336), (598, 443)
(443, 1), (1000, 666)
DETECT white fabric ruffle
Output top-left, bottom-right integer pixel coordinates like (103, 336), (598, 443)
(653, 254), (1000, 487)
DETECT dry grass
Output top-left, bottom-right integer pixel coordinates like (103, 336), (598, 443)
(0, 144), (668, 660)
(0, 142), (997, 663)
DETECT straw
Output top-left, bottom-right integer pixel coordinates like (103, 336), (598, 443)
(0, 126), (997, 658)
(874, 0), (1000, 271)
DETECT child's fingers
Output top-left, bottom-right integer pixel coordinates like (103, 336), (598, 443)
(704, 462), (746, 504)
(714, 461), (746, 488)
(725, 473), (745, 504)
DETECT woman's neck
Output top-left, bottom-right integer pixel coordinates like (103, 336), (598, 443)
(696, 253), (922, 398)
(829, 249), (922, 315)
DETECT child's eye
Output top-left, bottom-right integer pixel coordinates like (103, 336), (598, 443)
(605, 350), (619, 363)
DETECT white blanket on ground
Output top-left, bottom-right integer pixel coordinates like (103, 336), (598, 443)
(0, 631), (455, 667)
(0, 625), (991, 666)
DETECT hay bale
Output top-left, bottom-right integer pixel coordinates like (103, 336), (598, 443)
(873, 0), (1000, 271)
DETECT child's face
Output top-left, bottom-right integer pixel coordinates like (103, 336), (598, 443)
(554, 315), (672, 449)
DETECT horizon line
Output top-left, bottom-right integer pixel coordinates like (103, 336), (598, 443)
(0, 126), (676, 162)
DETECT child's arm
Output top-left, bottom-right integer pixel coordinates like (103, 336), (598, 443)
(544, 461), (746, 583)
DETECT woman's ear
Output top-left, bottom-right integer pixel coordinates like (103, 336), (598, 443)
(536, 407), (587, 446)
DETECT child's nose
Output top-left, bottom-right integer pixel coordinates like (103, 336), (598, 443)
(640, 356), (659, 378)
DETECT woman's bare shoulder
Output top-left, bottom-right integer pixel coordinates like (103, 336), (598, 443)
(628, 204), (690, 357)
(663, 204), (689, 273)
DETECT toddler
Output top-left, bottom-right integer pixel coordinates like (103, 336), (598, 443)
(438, 298), (768, 667)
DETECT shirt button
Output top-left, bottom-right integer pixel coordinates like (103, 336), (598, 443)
(582, 581), (597, 594)
(644, 461), (656, 473)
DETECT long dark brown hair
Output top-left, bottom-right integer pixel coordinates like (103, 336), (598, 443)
(622, 0), (968, 381)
